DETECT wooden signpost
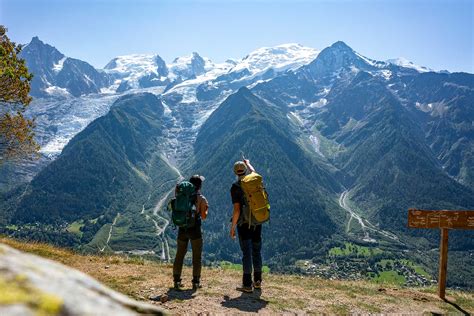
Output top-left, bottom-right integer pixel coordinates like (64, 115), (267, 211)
(408, 209), (474, 299)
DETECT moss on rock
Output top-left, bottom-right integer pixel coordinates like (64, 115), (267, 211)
(0, 275), (63, 315)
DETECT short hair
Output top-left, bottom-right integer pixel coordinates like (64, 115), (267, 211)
(189, 175), (203, 189)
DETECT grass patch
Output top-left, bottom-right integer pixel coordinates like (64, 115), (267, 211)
(329, 242), (383, 257)
(330, 303), (350, 314)
(67, 220), (84, 237)
(373, 259), (431, 284)
(451, 292), (474, 311)
(86, 224), (112, 251)
(357, 301), (382, 313)
(400, 259), (430, 278)
(0, 238), (74, 263)
(127, 275), (146, 282)
(310, 124), (346, 159)
(124, 257), (146, 265)
(110, 214), (129, 236)
(220, 261), (270, 273)
(267, 298), (291, 311)
(333, 282), (380, 297)
(372, 271), (405, 285)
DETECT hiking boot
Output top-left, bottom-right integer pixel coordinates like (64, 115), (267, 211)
(192, 282), (202, 291)
(236, 285), (253, 293)
(253, 280), (262, 289)
(173, 281), (184, 290)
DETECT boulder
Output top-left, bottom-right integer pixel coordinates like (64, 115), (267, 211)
(0, 244), (166, 315)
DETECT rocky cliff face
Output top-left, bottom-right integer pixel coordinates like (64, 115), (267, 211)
(0, 243), (166, 315)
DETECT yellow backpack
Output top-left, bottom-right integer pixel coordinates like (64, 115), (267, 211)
(239, 172), (270, 227)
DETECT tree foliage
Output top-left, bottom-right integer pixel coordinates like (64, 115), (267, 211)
(0, 25), (38, 162)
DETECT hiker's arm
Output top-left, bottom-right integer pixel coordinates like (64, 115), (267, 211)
(244, 159), (255, 173)
(199, 196), (208, 220)
(230, 203), (240, 239)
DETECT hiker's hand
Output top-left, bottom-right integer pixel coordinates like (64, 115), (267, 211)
(230, 226), (236, 239)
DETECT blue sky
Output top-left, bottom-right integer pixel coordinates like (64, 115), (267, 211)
(1, 0), (472, 72)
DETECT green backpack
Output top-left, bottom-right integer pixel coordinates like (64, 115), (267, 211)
(169, 181), (197, 228)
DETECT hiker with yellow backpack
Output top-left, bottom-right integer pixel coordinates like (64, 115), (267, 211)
(230, 157), (270, 293)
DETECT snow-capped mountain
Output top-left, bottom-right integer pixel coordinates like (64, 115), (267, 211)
(102, 51), (232, 93)
(230, 43), (319, 79)
(102, 43), (318, 94)
(15, 41), (320, 165)
(104, 54), (169, 92)
(8, 38), (443, 187)
(20, 37), (110, 97)
(168, 52), (208, 79)
(386, 57), (433, 73)
(194, 43), (319, 101)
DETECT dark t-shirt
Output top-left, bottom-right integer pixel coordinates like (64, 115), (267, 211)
(231, 182), (244, 205)
(230, 181), (262, 241)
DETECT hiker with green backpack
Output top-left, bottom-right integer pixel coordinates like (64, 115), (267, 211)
(169, 175), (208, 290)
(230, 158), (270, 293)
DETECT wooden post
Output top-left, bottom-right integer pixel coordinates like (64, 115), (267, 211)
(408, 209), (474, 299)
(438, 228), (449, 299)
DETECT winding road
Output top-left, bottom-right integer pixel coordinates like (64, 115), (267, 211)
(339, 190), (400, 243)
(151, 185), (180, 261)
(100, 213), (120, 252)
(339, 191), (375, 243)
(147, 160), (184, 261)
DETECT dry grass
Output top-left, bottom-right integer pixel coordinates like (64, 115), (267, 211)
(1, 237), (473, 314)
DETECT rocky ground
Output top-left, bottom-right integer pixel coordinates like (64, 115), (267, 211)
(1, 237), (473, 315)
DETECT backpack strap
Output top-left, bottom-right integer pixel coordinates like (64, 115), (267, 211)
(234, 181), (253, 227)
(193, 193), (201, 219)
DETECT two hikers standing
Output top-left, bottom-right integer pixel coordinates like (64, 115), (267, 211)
(170, 158), (269, 293)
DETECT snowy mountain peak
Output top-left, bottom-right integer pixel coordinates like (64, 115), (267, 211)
(304, 41), (384, 76)
(102, 54), (169, 91)
(329, 41), (353, 52)
(24, 36), (64, 60)
(21, 37), (108, 97)
(231, 43), (319, 77)
(386, 57), (432, 72)
(29, 36), (43, 45)
(169, 52), (209, 79)
(103, 54), (166, 74)
(28, 36), (49, 48)
(171, 52), (203, 64)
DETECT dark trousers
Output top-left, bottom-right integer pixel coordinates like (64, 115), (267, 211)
(173, 227), (202, 283)
(237, 224), (262, 287)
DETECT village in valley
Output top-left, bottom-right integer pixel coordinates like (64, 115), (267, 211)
(296, 242), (435, 288)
